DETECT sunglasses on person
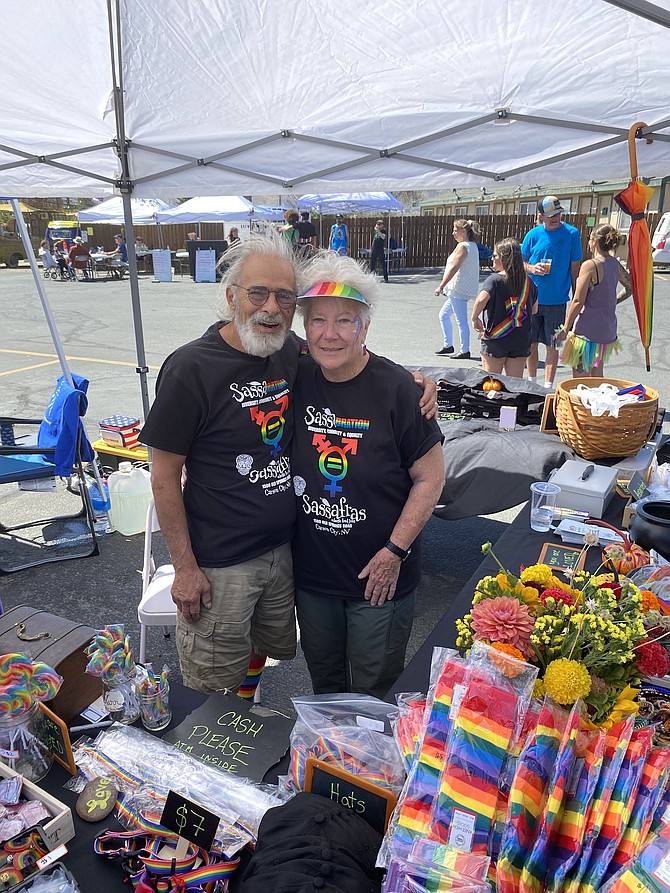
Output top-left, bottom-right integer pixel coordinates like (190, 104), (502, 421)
(233, 285), (298, 309)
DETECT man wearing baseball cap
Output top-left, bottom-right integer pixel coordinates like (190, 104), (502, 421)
(521, 196), (582, 388)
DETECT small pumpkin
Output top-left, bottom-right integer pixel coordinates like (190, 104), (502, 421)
(585, 519), (650, 575)
(483, 377), (503, 393)
(603, 541), (649, 575)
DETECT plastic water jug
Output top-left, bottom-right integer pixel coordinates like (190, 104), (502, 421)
(108, 461), (152, 536)
(85, 475), (111, 515)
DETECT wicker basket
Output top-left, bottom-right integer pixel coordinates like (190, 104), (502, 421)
(554, 377), (659, 460)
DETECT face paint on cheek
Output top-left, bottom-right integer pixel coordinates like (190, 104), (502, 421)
(352, 315), (363, 346)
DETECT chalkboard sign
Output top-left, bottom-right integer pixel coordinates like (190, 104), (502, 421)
(161, 790), (219, 853)
(36, 703), (76, 774)
(163, 691), (293, 782)
(304, 757), (397, 834)
(617, 471), (650, 501)
(538, 542), (586, 574)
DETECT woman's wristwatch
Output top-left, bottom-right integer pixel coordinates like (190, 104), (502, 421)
(385, 540), (411, 561)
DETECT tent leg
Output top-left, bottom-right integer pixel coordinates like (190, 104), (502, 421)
(121, 193), (152, 421)
(10, 200), (74, 388)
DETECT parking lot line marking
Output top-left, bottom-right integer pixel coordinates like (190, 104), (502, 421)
(0, 348), (160, 370)
(0, 359), (61, 376)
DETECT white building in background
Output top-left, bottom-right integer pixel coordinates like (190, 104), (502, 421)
(416, 178), (670, 231)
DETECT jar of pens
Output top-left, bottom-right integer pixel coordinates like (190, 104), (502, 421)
(86, 625), (140, 725)
(0, 653), (63, 782)
(136, 667), (172, 732)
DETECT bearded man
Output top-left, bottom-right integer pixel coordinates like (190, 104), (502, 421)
(140, 237), (306, 693)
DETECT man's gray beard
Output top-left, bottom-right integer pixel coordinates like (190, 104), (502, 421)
(234, 307), (289, 357)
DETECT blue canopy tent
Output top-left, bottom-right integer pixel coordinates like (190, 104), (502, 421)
(298, 192), (404, 250)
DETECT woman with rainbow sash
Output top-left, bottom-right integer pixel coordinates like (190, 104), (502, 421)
(471, 237), (537, 378)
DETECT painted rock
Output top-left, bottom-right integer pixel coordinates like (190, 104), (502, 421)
(75, 777), (118, 822)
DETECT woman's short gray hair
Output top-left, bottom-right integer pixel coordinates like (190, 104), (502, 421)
(298, 251), (381, 323)
(217, 234), (308, 320)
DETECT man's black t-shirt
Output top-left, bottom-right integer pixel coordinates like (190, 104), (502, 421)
(140, 323), (301, 567)
(291, 353), (443, 600)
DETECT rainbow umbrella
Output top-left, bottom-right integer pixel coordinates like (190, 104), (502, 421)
(614, 121), (655, 372)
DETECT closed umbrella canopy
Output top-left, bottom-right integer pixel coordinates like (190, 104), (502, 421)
(155, 196), (282, 223)
(614, 123), (656, 371)
(299, 193), (403, 214)
(78, 196), (176, 224)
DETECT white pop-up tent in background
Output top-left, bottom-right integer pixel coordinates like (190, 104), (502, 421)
(1, 0), (669, 417)
(79, 197), (177, 225)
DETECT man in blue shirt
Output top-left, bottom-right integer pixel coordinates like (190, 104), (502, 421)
(112, 234), (128, 262)
(521, 196), (582, 388)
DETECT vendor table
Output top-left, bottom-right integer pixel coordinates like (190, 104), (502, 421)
(36, 495), (627, 888)
(91, 439), (149, 471)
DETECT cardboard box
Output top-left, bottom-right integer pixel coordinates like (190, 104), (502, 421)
(549, 460), (619, 519)
(0, 762), (74, 849)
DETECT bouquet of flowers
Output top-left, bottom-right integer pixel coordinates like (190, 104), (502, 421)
(455, 542), (668, 729)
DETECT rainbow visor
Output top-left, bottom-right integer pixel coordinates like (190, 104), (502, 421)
(298, 281), (370, 305)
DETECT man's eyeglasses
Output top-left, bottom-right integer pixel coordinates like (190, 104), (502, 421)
(233, 285), (297, 309)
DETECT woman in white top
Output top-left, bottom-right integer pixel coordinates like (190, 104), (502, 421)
(434, 219), (481, 359)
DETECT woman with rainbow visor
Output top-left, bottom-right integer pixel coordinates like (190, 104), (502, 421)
(291, 253), (444, 698)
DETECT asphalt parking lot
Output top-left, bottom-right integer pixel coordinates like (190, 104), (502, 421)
(1, 263), (669, 712)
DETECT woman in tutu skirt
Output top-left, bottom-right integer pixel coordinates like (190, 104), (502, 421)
(555, 224), (631, 377)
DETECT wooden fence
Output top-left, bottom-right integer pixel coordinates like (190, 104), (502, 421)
(15, 210), (661, 269)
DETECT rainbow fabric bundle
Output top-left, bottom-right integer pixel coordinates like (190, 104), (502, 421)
(382, 643), (670, 893)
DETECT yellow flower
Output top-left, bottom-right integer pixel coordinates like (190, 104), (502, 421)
(521, 564), (556, 587)
(544, 658), (592, 705)
(496, 573), (512, 591)
(532, 678), (546, 699)
(582, 685), (640, 731)
(520, 586), (541, 611)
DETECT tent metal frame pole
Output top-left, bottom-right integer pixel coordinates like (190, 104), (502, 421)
(108, 0), (151, 422)
(602, 0), (670, 28)
(10, 200), (74, 388)
(10, 200), (113, 530)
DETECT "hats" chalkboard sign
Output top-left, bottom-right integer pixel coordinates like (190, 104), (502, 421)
(304, 757), (397, 834)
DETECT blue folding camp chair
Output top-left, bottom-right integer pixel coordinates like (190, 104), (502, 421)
(0, 373), (99, 574)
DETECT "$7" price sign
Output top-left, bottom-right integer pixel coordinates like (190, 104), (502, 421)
(161, 790), (220, 854)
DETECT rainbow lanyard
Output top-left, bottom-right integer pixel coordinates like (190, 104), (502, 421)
(486, 277), (531, 339)
(95, 822), (240, 892)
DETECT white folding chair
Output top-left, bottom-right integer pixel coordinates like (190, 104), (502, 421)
(138, 499), (177, 664)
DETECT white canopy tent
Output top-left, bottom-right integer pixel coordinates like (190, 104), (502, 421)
(78, 196), (176, 224)
(1, 0), (669, 417)
(154, 196), (282, 223)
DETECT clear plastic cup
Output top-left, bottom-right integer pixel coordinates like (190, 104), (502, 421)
(530, 482), (561, 532)
(539, 257), (552, 273)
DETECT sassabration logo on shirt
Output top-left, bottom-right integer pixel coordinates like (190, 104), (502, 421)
(229, 377), (290, 458)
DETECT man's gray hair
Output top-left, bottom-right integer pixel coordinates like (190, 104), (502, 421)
(217, 234), (307, 320)
(298, 251), (381, 323)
